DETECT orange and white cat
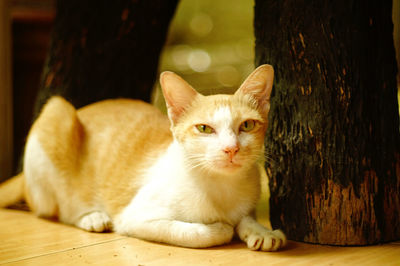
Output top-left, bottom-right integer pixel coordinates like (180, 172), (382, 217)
(0, 64), (286, 251)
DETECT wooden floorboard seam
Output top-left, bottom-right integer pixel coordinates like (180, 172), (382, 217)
(0, 237), (127, 265)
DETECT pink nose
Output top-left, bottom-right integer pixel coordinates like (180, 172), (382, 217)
(223, 146), (239, 161)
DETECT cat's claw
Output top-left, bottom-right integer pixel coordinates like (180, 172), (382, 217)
(247, 229), (287, 251)
(77, 211), (112, 232)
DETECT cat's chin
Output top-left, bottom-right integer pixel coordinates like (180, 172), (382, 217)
(213, 161), (244, 173)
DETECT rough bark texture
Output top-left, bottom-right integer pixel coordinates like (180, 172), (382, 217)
(34, 0), (178, 117)
(255, 0), (400, 245)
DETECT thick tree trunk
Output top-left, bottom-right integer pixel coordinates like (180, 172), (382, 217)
(255, 0), (400, 245)
(34, 0), (178, 117)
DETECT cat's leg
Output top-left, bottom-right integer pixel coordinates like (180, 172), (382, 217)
(75, 211), (113, 232)
(236, 216), (287, 251)
(24, 133), (109, 232)
(115, 219), (234, 248)
(24, 134), (58, 218)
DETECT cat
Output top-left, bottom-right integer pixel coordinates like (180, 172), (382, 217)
(0, 64), (286, 251)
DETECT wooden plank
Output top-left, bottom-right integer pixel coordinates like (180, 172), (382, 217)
(0, 209), (124, 264)
(0, 209), (399, 265)
(0, 0), (13, 181)
(4, 229), (400, 266)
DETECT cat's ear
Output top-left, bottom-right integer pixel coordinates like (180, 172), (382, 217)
(235, 64), (274, 118)
(160, 71), (199, 125)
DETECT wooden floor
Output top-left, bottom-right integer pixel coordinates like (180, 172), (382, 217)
(0, 209), (399, 265)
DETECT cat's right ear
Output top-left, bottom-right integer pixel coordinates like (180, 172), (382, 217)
(160, 71), (199, 125)
(235, 64), (274, 119)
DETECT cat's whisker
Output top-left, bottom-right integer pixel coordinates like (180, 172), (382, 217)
(263, 150), (279, 167)
(184, 157), (211, 173)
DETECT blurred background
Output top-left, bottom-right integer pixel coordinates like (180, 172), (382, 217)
(153, 0), (255, 112)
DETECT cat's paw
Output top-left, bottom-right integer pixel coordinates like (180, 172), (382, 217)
(76, 211), (112, 232)
(246, 229), (286, 251)
(191, 222), (234, 248)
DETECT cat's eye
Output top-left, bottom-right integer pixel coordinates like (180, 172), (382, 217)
(240, 120), (256, 132)
(196, 124), (214, 134)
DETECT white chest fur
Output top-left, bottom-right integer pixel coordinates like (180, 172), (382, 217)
(113, 141), (260, 234)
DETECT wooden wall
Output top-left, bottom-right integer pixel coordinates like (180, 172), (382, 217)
(0, 0), (13, 182)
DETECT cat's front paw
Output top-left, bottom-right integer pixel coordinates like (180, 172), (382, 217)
(194, 222), (234, 248)
(246, 229), (286, 251)
(76, 211), (112, 232)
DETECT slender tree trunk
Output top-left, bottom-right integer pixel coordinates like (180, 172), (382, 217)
(255, 0), (400, 245)
(34, 0), (178, 117)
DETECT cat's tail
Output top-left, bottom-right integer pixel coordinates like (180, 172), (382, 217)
(0, 173), (25, 208)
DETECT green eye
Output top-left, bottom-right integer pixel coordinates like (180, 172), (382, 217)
(240, 120), (256, 132)
(196, 124), (214, 134)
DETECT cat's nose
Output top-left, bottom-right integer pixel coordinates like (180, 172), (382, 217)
(223, 145), (240, 161)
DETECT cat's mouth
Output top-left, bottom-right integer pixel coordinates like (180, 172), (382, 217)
(216, 160), (242, 170)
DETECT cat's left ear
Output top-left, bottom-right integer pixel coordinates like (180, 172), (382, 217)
(160, 71), (199, 125)
(235, 64), (274, 118)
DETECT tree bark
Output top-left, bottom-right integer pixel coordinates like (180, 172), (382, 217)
(255, 0), (400, 245)
(34, 0), (178, 117)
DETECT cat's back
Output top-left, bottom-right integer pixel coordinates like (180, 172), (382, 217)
(77, 98), (172, 167)
(30, 96), (172, 179)
(77, 98), (170, 138)
(78, 98), (163, 124)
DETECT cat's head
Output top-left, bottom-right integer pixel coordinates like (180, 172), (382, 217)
(160, 65), (274, 175)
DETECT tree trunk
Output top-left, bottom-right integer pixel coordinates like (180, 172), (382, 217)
(255, 0), (400, 245)
(34, 0), (178, 117)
